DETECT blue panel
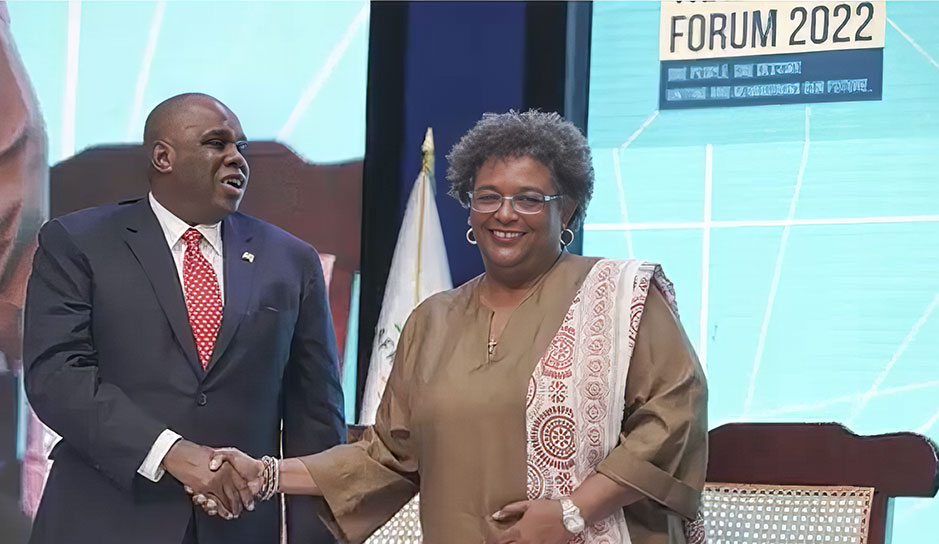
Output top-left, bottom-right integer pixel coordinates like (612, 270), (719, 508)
(403, 1), (527, 286)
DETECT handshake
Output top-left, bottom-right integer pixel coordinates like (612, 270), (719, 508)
(162, 439), (273, 520)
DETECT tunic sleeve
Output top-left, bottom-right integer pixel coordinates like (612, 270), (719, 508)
(302, 314), (421, 543)
(595, 284), (708, 525)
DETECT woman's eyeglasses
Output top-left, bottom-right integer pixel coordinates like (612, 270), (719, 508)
(468, 190), (563, 214)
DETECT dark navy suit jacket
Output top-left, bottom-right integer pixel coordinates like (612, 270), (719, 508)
(23, 198), (345, 544)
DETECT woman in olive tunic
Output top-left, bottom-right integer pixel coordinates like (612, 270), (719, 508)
(203, 111), (707, 544)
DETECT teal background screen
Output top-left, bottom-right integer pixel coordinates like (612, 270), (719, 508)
(7, 1), (369, 165)
(586, 3), (938, 541)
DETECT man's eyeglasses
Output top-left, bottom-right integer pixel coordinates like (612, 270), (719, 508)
(468, 190), (563, 215)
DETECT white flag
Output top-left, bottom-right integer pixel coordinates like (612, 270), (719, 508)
(359, 128), (452, 425)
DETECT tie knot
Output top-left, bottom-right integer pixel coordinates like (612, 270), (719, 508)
(183, 228), (202, 245)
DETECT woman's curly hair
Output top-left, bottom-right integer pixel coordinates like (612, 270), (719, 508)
(446, 110), (594, 231)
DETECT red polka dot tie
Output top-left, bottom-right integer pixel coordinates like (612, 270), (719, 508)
(182, 228), (223, 370)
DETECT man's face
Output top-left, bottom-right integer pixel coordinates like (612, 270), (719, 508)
(164, 99), (249, 225)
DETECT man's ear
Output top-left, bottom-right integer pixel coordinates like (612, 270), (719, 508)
(151, 141), (173, 174)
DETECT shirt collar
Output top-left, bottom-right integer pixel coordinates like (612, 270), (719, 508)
(148, 192), (223, 255)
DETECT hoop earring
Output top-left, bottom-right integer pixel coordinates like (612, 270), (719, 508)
(466, 227), (477, 245)
(560, 228), (575, 247)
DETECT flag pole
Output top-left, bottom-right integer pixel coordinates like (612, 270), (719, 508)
(415, 127), (434, 307)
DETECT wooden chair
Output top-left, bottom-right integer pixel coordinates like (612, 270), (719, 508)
(699, 423), (939, 544)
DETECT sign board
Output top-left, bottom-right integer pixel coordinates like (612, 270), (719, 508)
(659, 1), (885, 108)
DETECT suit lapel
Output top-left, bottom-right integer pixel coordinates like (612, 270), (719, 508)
(204, 213), (257, 374)
(121, 199), (203, 378)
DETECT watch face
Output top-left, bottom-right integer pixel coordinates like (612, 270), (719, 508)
(564, 516), (586, 533)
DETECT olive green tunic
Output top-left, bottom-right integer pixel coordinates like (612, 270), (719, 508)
(304, 254), (707, 543)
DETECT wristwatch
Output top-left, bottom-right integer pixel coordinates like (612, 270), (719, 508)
(559, 497), (586, 534)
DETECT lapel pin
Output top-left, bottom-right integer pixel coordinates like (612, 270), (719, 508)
(241, 252), (255, 263)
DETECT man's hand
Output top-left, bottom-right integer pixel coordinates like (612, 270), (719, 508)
(209, 447), (264, 495)
(486, 499), (573, 544)
(163, 440), (255, 519)
(188, 447), (265, 518)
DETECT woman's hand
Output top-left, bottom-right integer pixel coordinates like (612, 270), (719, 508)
(487, 499), (574, 544)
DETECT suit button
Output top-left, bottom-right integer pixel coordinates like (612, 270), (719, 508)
(197, 393), (207, 406)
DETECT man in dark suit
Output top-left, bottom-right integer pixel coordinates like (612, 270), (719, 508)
(22, 93), (345, 543)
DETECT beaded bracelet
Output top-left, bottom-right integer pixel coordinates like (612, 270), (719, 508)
(258, 456), (280, 501)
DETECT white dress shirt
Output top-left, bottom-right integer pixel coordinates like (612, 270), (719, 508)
(137, 193), (225, 482)
(148, 192), (225, 303)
